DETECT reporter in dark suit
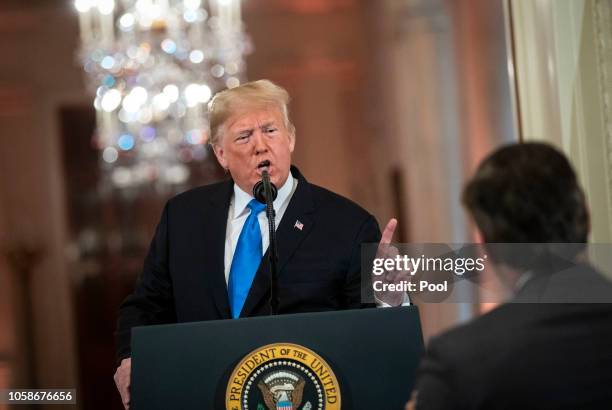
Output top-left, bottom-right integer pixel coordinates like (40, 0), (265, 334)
(409, 142), (612, 410)
(113, 80), (396, 409)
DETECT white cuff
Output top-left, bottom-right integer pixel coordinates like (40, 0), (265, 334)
(375, 292), (411, 307)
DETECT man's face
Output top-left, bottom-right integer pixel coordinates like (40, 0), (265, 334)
(213, 106), (295, 194)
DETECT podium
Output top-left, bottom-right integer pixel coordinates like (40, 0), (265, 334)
(131, 306), (423, 410)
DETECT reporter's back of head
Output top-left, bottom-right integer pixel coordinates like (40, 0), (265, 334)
(462, 143), (590, 272)
(462, 142), (589, 244)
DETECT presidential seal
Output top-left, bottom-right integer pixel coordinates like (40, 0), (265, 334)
(226, 343), (341, 410)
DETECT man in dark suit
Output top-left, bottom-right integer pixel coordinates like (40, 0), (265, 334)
(408, 142), (612, 410)
(113, 79), (398, 409)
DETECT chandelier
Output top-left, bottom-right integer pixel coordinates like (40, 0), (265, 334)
(74, 0), (250, 190)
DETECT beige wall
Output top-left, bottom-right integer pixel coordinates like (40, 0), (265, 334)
(371, 0), (518, 340)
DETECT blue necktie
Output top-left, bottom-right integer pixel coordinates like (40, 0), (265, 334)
(228, 199), (266, 318)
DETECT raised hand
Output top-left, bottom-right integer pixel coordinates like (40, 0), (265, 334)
(374, 218), (411, 306)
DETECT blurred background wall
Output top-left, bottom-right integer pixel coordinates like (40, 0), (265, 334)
(1, 0), (610, 409)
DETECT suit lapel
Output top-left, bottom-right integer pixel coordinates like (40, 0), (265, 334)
(275, 181), (315, 273)
(202, 180), (233, 319)
(240, 167), (315, 317)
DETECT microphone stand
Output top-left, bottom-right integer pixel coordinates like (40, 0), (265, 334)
(253, 170), (279, 315)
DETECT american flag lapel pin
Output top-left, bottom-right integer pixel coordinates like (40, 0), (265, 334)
(294, 220), (304, 231)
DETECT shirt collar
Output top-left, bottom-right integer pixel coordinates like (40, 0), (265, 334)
(232, 173), (295, 218)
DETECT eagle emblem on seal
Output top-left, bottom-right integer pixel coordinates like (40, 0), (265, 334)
(257, 370), (305, 410)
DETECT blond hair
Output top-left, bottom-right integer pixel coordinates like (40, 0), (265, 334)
(208, 79), (295, 146)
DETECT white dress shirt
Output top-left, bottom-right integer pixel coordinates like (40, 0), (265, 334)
(224, 175), (297, 284)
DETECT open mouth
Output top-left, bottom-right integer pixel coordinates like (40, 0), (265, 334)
(257, 160), (271, 171)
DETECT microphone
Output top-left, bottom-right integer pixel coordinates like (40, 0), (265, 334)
(253, 169), (280, 315)
(253, 171), (278, 204)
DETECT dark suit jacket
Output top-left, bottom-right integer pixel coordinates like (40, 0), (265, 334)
(116, 166), (380, 360)
(414, 264), (612, 410)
